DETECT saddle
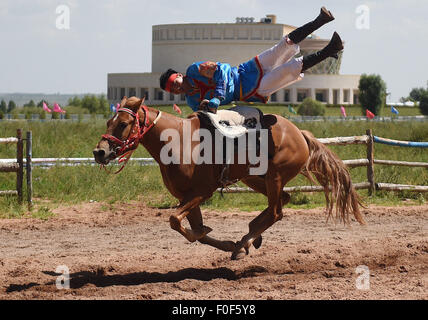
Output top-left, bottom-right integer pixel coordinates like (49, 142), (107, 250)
(198, 106), (264, 138)
(197, 106), (267, 190)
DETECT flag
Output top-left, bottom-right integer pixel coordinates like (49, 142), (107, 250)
(173, 104), (182, 114)
(340, 106), (347, 117)
(391, 106), (399, 115)
(288, 105), (297, 115)
(366, 109), (375, 119)
(42, 102), (52, 113)
(53, 103), (66, 113)
(110, 103), (116, 113)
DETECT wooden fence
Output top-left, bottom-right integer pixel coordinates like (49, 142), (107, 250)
(225, 129), (428, 194)
(0, 129), (32, 208)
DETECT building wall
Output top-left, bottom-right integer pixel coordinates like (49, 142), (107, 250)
(151, 23), (336, 74)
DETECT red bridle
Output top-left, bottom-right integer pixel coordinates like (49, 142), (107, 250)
(101, 104), (159, 173)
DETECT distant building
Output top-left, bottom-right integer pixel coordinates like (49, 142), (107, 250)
(108, 15), (360, 105)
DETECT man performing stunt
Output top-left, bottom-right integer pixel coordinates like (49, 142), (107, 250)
(159, 7), (343, 113)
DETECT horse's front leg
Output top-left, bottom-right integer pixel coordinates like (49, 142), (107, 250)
(185, 206), (236, 252)
(169, 196), (212, 242)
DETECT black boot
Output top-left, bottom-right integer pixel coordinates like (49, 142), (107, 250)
(301, 32), (344, 72)
(288, 7), (335, 44)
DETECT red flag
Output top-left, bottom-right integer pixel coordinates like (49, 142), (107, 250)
(340, 106), (347, 117)
(366, 109), (375, 119)
(42, 102), (52, 113)
(173, 104), (182, 114)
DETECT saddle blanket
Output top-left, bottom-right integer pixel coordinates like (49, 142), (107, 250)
(203, 106), (263, 139)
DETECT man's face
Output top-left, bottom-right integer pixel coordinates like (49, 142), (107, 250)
(169, 73), (184, 94)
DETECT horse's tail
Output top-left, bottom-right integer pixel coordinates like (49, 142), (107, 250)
(300, 130), (365, 225)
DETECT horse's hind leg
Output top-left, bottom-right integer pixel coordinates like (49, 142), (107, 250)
(241, 176), (291, 249)
(232, 170), (286, 260)
(186, 206), (236, 252)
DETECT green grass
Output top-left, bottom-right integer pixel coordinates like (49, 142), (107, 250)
(0, 106), (427, 218)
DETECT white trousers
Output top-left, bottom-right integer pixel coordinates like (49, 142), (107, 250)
(256, 36), (304, 97)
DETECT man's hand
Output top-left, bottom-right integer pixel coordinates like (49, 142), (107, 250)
(199, 99), (209, 111)
(199, 99), (217, 114)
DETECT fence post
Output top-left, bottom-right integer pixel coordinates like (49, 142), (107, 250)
(26, 131), (33, 209)
(366, 129), (375, 195)
(16, 129), (23, 203)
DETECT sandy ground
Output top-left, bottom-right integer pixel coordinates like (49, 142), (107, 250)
(0, 201), (426, 300)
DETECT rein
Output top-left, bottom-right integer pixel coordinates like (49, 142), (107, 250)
(101, 105), (162, 174)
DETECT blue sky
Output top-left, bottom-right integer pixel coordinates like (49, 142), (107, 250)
(0, 0), (427, 101)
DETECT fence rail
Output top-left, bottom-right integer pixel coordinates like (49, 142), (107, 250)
(0, 130), (426, 198)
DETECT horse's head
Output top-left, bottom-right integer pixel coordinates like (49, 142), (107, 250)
(93, 96), (146, 165)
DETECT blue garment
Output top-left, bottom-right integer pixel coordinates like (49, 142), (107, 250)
(185, 58), (266, 111)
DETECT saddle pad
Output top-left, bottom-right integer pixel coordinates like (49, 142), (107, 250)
(204, 106), (263, 139)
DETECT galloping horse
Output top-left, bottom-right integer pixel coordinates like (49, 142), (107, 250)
(93, 96), (365, 260)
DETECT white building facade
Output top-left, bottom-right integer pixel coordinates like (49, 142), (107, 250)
(108, 17), (360, 105)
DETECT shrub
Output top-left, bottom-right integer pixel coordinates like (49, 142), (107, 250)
(297, 98), (326, 116)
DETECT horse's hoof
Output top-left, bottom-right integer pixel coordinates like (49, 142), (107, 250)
(185, 225), (213, 242)
(253, 235), (262, 249)
(231, 248), (247, 260)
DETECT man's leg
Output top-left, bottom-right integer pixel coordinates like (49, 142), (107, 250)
(256, 32), (344, 97)
(256, 57), (303, 97)
(288, 7), (335, 44)
(257, 7), (334, 74)
(301, 32), (344, 72)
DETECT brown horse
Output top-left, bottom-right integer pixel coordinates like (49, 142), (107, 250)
(93, 96), (365, 260)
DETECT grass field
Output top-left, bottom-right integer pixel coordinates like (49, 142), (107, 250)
(0, 105), (427, 218)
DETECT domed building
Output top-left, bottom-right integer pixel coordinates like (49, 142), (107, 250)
(108, 15), (360, 105)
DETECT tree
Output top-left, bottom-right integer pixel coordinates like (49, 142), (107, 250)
(81, 95), (99, 113)
(419, 92), (428, 115)
(24, 100), (36, 108)
(7, 100), (16, 113)
(358, 74), (387, 116)
(68, 96), (82, 107)
(297, 98), (326, 116)
(408, 87), (427, 102)
(0, 100), (6, 113)
(37, 100), (48, 108)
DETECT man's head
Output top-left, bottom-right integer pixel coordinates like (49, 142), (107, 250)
(160, 69), (184, 95)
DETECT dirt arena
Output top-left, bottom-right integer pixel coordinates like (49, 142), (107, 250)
(0, 201), (426, 300)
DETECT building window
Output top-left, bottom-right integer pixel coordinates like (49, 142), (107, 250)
(353, 90), (359, 104)
(297, 89), (309, 102)
(333, 89), (339, 104)
(343, 89), (350, 103)
(120, 88), (126, 99)
(169, 93), (175, 101)
(270, 92), (277, 102)
(128, 88), (136, 97)
(283, 89), (290, 102)
(315, 89), (327, 103)
(180, 93), (186, 102)
(154, 88), (164, 101)
(140, 88), (149, 100)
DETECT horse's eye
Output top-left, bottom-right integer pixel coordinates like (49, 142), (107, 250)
(119, 122), (128, 129)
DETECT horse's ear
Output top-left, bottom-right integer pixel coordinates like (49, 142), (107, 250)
(140, 97), (145, 106)
(120, 96), (128, 109)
